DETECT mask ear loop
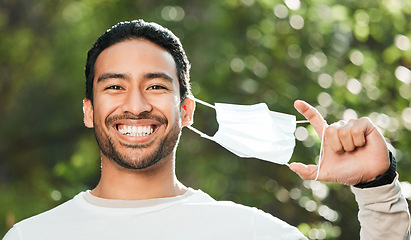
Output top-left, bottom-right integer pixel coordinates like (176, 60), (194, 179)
(314, 123), (326, 181)
(189, 96), (216, 109)
(185, 97), (216, 140)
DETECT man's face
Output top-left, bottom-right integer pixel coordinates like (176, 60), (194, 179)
(83, 39), (192, 170)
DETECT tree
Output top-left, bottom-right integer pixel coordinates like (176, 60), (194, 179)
(1, 0), (410, 239)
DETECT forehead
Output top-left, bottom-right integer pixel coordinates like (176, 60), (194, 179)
(94, 39), (178, 83)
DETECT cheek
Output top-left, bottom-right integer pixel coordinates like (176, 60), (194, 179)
(92, 98), (119, 123)
(95, 94), (122, 106)
(151, 96), (181, 119)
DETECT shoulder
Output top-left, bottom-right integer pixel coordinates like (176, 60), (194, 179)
(187, 189), (286, 222)
(187, 189), (285, 222)
(183, 189), (306, 239)
(10, 192), (86, 237)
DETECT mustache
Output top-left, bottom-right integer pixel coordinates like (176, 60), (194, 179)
(105, 112), (168, 126)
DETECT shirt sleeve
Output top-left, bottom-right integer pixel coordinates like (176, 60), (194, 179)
(351, 174), (410, 240)
(2, 227), (21, 240)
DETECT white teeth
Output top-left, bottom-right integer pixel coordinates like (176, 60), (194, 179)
(117, 125), (154, 137)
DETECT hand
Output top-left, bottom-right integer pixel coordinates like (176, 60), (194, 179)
(289, 100), (390, 185)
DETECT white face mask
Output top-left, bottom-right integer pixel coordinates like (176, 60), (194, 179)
(187, 98), (307, 166)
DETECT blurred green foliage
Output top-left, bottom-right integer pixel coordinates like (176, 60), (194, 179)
(1, 0), (410, 239)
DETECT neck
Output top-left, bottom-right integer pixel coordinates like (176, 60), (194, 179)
(91, 154), (187, 200)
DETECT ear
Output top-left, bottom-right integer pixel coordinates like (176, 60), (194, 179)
(181, 97), (195, 127)
(83, 98), (94, 128)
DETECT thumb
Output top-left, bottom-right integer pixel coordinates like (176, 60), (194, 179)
(294, 100), (327, 139)
(289, 162), (318, 180)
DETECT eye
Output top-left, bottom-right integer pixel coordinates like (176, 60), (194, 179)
(148, 85), (167, 90)
(105, 85), (123, 90)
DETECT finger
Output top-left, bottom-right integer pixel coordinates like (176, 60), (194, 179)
(338, 121), (356, 152)
(289, 162), (318, 181)
(294, 100), (327, 136)
(347, 119), (367, 148)
(325, 122), (344, 152)
(352, 117), (375, 147)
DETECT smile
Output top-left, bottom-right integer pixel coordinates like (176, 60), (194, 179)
(117, 124), (156, 137)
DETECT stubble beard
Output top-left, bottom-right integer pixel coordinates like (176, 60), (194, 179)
(93, 114), (182, 170)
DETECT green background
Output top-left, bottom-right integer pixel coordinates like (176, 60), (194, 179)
(1, 0), (410, 239)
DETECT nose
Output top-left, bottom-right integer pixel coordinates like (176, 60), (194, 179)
(121, 89), (152, 115)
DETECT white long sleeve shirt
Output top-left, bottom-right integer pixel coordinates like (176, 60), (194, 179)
(2, 188), (306, 240)
(3, 177), (410, 240)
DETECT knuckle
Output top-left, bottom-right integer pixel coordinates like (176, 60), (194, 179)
(338, 128), (350, 138)
(326, 125), (338, 135)
(350, 127), (362, 136)
(359, 116), (372, 124)
(359, 116), (370, 121)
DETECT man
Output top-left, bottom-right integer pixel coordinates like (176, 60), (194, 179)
(3, 20), (410, 239)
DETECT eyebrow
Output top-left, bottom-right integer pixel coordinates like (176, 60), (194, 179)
(96, 72), (175, 83)
(97, 73), (131, 83)
(144, 72), (174, 83)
